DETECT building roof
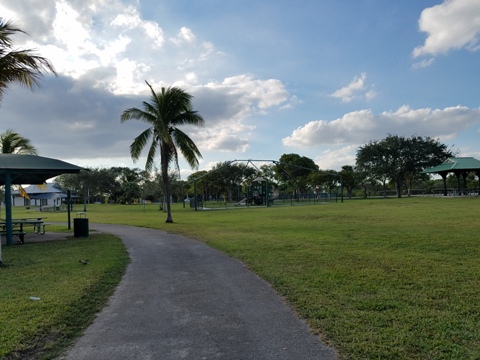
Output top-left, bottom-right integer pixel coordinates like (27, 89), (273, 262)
(422, 157), (480, 174)
(0, 154), (82, 185)
(25, 183), (63, 194)
(12, 183), (63, 196)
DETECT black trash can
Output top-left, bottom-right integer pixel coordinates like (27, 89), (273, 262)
(74, 218), (89, 237)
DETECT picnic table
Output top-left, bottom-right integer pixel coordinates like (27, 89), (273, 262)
(39, 204), (72, 212)
(40, 205), (58, 212)
(0, 217), (47, 244)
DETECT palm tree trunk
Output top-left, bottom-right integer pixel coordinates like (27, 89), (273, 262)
(161, 148), (173, 223)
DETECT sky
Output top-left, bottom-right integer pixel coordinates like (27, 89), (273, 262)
(1, 0), (479, 178)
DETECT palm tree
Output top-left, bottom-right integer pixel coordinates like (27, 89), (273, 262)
(0, 18), (57, 103)
(0, 129), (37, 154)
(121, 81), (205, 222)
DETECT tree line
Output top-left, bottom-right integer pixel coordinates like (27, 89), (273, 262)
(54, 132), (466, 207)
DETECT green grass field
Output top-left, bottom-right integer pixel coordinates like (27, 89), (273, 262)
(1, 197), (479, 359)
(0, 235), (129, 359)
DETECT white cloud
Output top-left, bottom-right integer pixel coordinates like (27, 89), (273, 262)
(111, 6), (142, 28)
(5, 1), (169, 90)
(280, 95), (302, 110)
(0, 0), (243, 102)
(330, 73), (376, 103)
(199, 41), (215, 61)
(365, 90), (377, 101)
(314, 145), (358, 170)
(196, 129), (249, 153)
(111, 5), (164, 48)
(170, 27), (196, 45)
(457, 146), (480, 159)
(283, 109), (376, 147)
(185, 72), (198, 84)
(413, 0), (480, 58)
(52, 0), (90, 47)
(222, 75), (291, 110)
(188, 74), (293, 153)
(194, 74), (292, 123)
(0, 4), (19, 20)
(412, 58), (435, 69)
(283, 105), (480, 147)
(109, 58), (151, 94)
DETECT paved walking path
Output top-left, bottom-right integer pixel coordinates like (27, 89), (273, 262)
(57, 223), (336, 360)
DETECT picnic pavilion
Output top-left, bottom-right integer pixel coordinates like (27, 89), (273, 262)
(0, 154), (82, 247)
(422, 157), (480, 196)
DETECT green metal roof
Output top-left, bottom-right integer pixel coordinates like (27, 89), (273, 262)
(0, 154), (83, 185)
(422, 157), (480, 174)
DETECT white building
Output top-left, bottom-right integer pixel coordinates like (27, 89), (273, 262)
(11, 183), (67, 208)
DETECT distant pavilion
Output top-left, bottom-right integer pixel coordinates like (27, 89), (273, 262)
(422, 157), (480, 196)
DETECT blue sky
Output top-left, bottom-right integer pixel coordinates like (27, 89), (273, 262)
(1, 0), (479, 177)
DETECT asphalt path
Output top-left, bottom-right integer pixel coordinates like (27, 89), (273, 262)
(57, 223), (337, 360)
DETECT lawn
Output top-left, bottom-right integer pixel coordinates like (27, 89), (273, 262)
(0, 234), (129, 359)
(1, 197), (479, 359)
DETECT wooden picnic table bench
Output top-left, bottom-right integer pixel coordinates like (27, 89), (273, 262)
(0, 218), (47, 243)
(0, 229), (27, 244)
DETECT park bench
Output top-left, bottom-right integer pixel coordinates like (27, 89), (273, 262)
(0, 230), (27, 244)
(34, 223), (48, 235)
(0, 218), (47, 243)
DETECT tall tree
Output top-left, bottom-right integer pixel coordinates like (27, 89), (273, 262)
(0, 19), (56, 103)
(111, 167), (144, 204)
(401, 135), (454, 195)
(121, 81), (205, 222)
(187, 170), (209, 200)
(355, 167), (378, 198)
(339, 165), (357, 199)
(307, 169), (338, 195)
(356, 134), (453, 197)
(274, 153), (318, 194)
(259, 164), (278, 186)
(0, 129), (37, 154)
(55, 168), (99, 209)
(208, 161), (257, 202)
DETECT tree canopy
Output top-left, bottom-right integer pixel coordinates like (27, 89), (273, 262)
(0, 129), (37, 154)
(274, 153), (318, 194)
(0, 18), (56, 103)
(356, 135), (454, 197)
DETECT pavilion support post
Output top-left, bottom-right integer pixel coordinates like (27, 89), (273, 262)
(194, 181), (198, 211)
(5, 173), (13, 246)
(441, 173), (447, 196)
(67, 190), (72, 229)
(462, 171), (468, 194)
(477, 171), (480, 195)
(182, 186), (185, 208)
(340, 176), (344, 203)
(455, 172), (461, 196)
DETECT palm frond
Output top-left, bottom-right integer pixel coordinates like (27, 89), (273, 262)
(120, 107), (156, 124)
(145, 135), (159, 173)
(0, 19), (25, 47)
(129, 128), (152, 160)
(172, 128), (202, 169)
(173, 109), (205, 127)
(0, 19), (57, 102)
(0, 129), (38, 154)
(121, 81), (204, 196)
